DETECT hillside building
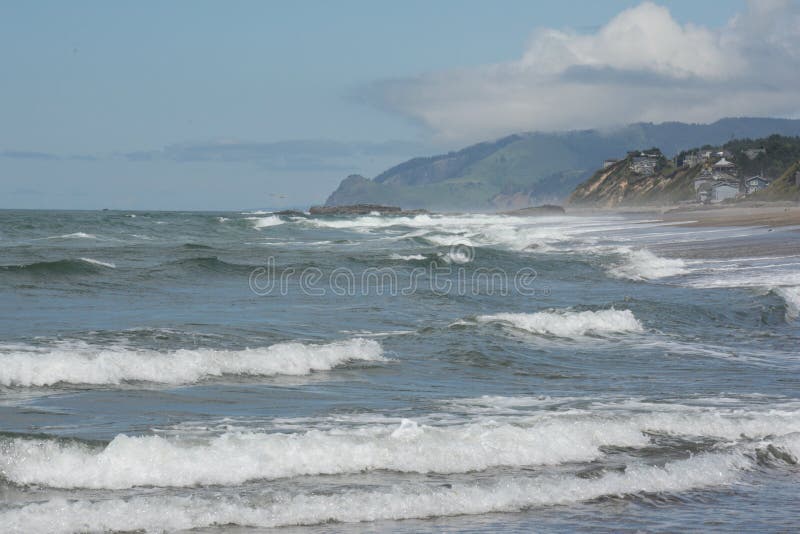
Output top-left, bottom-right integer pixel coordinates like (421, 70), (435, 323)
(745, 175), (769, 194)
(629, 153), (659, 175)
(710, 181), (739, 203)
(683, 153), (704, 167)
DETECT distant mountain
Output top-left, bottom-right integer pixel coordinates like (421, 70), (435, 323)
(568, 134), (800, 207)
(324, 118), (800, 211)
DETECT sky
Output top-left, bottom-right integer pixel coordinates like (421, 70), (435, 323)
(2, 0), (799, 210)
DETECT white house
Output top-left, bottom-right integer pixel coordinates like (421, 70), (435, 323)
(713, 157), (736, 170)
(710, 181), (739, 203)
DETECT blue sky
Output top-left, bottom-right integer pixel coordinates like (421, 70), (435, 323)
(7, 0), (799, 210)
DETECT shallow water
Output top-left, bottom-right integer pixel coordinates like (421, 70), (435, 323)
(1, 209), (799, 532)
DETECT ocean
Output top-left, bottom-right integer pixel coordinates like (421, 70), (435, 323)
(1, 209), (799, 532)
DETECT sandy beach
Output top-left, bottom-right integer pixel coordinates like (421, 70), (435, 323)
(660, 202), (800, 228)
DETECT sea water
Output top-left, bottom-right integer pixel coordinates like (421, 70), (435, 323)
(1, 209), (799, 532)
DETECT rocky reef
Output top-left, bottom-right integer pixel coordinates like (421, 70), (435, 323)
(308, 204), (427, 216)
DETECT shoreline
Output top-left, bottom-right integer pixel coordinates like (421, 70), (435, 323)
(566, 202), (800, 228)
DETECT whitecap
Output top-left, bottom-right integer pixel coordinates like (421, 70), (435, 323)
(47, 232), (97, 240)
(0, 338), (384, 387)
(78, 258), (116, 269)
(475, 309), (643, 338)
(0, 452), (751, 533)
(389, 253), (427, 261)
(0, 417), (648, 489)
(608, 248), (689, 280)
(773, 286), (800, 320)
(246, 215), (283, 229)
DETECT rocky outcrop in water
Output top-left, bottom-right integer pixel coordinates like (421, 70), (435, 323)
(502, 204), (566, 216)
(309, 204), (428, 216)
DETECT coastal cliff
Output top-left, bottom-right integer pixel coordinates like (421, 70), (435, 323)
(568, 135), (800, 207)
(568, 150), (700, 207)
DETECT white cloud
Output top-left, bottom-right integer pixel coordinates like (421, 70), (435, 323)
(364, 1), (800, 143)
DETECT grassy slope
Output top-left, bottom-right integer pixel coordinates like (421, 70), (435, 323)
(749, 161), (800, 201)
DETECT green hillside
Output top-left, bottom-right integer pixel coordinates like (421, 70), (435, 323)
(749, 161), (800, 201)
(324, 118), (800, 211)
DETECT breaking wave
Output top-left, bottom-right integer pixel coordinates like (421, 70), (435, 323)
(389, 253), (427, 261)
(0, 418), (648, 489)
(0, 452), (758, 533)
(773, 286), (800, 320)
(609, 249), (689, 281)
(0, 338), (384, 386)
(77, 257), (116, 269)
(246, 215), (283, 229)
(46, 232), (98, 240)
(3, 397), (798, 490)
(475, 309), (643, 338)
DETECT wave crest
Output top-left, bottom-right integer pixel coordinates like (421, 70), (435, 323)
(609, 249), (688, 281)
(0, 452), (751, 532)
(0, 338), (384, 387)
(773, 286), (800, 320)
(0, 417), (647, 489)
(475, 309), (643, 338)
(246, 215), (283, 229)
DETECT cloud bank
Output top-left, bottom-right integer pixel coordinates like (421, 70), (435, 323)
(363, 1), (800, 143)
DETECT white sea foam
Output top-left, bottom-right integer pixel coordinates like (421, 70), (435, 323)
(389, 253), (427, 261)
(0, 338), (384, 387)
(246, 215), (283, 228)
(0, 418), (648, 489)
(47, 232), (97, 240)
(4, 396), (797, 491)
(78, 258), (116, 269)
(446, 396), (800, 441)
(609, 249), (689, 280)
(773, 286), (800, 320)
(0, 452), (751, 533)
(475, 309), (643, 338)
(766, 432), (800, 461)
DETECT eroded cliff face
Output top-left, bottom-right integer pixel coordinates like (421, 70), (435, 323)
(568, 158), (700, 207)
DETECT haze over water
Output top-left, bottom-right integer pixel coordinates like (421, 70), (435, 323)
(1, 209), (799, 532)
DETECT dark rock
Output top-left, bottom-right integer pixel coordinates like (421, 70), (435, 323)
(502, 204), (566, 216)
(273, 210), (307, 217)
(309, 204), (427, 216)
